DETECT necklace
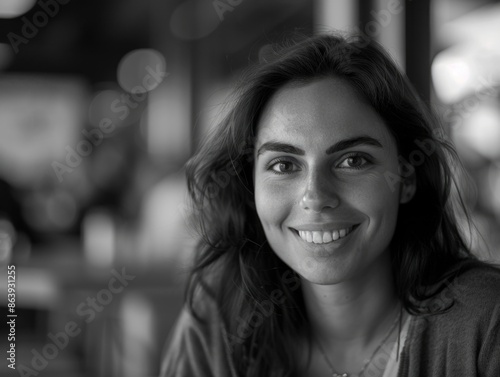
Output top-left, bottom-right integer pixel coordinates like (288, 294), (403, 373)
(315, 303), (402, 377)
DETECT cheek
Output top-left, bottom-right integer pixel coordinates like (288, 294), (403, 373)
(349, 173), (400, 223)
(254, 179), (295, 229)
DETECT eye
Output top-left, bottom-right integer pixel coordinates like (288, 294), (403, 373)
(337, 153), (371, 170)
(268, 158), (299, 174)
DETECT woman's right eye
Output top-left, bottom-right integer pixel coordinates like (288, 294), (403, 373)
(268, 159), (299, 174)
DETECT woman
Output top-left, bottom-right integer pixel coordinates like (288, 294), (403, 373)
(160, 33), (500, 377)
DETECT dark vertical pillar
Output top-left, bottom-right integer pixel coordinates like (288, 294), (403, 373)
(405, 0), (431, 102)
(190, 38), (200, 153)
(358, 0), (375, 33)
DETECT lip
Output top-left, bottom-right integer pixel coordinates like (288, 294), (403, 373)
(291, 222), (360, 232)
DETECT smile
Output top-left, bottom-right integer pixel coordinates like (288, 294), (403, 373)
(295, 225), (359, 244)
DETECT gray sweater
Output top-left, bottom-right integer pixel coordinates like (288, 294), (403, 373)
(397, 266), (500, 377)
(160, 266), (500, 376)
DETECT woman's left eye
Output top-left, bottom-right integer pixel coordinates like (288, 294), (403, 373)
(337, 154), (371, 169)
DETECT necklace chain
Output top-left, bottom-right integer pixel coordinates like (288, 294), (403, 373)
(315, 303), (402, 377)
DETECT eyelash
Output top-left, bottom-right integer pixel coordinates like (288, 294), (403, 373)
(266, 153), (372, 175)
(266, 158), (298, 175)
(337, 152), (373, 170)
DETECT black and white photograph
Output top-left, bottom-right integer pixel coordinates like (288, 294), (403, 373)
(0, 1), (499, 376)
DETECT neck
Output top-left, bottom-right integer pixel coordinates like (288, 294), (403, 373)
(301, 251), (399, 348)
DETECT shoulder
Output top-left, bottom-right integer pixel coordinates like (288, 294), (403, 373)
(402, 264), (500, 376)
(419, 263), (500, 310)
(440, 264), (500, 376)
(159, 284), (238, 377)
(170, 283), (224, 344)
(416, 263), (500, 334)
(449, 264), (500, 308)
(411, 263), (500, 331)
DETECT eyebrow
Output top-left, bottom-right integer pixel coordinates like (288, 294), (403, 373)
(256, 136), (383, 156)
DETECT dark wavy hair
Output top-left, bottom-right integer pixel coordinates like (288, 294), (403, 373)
(184, 33), (497, 376)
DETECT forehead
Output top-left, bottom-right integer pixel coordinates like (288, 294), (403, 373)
(256, 77), (396, 151)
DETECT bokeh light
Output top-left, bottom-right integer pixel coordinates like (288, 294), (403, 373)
(170, 0), (221, 40)
(117, 49), (167, 94)
(88, 89), (128, 129)
(0, 0), (36, 18)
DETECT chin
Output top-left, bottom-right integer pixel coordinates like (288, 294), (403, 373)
(293, 262), (352, 286)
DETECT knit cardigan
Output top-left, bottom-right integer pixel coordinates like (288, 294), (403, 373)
(160, 266), (500, 377)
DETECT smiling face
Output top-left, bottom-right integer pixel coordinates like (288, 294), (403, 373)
(253, 77), (413, 285)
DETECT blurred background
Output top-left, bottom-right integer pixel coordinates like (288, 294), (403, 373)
(0, 0), (499, 376)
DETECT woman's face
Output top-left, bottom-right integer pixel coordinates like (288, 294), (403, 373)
(253, 77), (410, 285)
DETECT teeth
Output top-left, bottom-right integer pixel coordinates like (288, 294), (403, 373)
(297, 226), (355, 244)
(312, 231), (323, 243)
(332, 230), (339, 241)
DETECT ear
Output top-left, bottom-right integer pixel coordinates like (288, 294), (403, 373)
(399, 172), (416, 204)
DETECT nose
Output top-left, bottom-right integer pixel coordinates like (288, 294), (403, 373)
(300, 170), (340, 213)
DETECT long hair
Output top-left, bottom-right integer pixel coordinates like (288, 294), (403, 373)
(184, 33), (497, 376)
